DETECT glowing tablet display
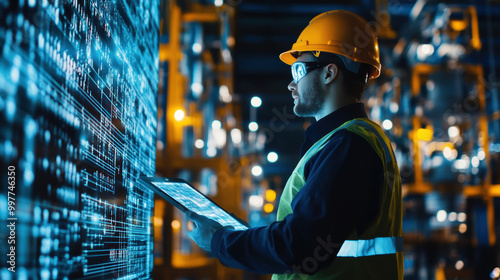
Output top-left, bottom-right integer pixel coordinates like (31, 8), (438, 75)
(151, 181), (248, 231)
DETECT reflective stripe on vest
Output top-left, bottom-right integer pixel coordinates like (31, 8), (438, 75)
(337, 236), (403, 257)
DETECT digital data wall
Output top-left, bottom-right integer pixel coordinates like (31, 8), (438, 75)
(0, 0), (159, 279)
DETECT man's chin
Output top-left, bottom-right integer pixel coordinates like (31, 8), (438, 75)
(293, 106), (312, 118)
(292, 105), (301, 117)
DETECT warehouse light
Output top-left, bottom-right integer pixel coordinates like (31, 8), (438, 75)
(153, 217), (163, 226)
(438, 44), (449, 57)
(454, 159), (469, 170)
(437, 44), (465, 58)
(171, 220), (181, 230)
(214, 0), (223, 7)
(472, 167), (479, 175)
(459, 223), (467, 233)
(212, 120), (222, 130)
(457, 212), (466, 222)
(192, 43), (203, 54)
(448, 126), (460, 138)
(265, 189), (276, 202)
(214, 128), (226, 149)
(249, 122), (258, 132)
(382, 119), (393, 130)
(157, 140), (164, 150)
(195, 139), (204, 149)
(410, 0), (425, 20)
(455, 260), (464, 271)
(230, 128), (242, 144)
(490, 267), (500, 279)
(251, 96), (262, 108)
(454, 155), (471, 169)
(205, 137), (217, 157)
(267, 152), (278, 163)
(471, 156), (480, 167)
(417, 44), (434, 60)
(219, 85), (232, 103)
(478, 149), (485, 160)
(389, 102), (399, 113)
(227, 36), (235, 47)
(191, 82), (203, 96)
(174, 109), (185, 121)
(251, 165), (263, 176)
(210, 120), (226, 148)
(443, 146), (457, 160)
(249, 195), (264, 208)
(264, 203), (274, 213)
(448, 212), (457, 222)
(222, 49), (232, 63)
(436, 210), (447, 222)
(206, 146), (216, 157)
(432, 156), (443, 167)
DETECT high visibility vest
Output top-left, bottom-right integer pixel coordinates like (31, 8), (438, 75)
(272, 118), (403, 280)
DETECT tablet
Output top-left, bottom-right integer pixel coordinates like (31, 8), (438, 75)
(138, 177), (248, 231)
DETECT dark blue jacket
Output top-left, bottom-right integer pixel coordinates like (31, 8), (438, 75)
(211, 103), (383, 275)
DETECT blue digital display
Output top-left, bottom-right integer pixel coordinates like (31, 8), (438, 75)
(0, 0), (158, 279)
(150, 181), (249, 231)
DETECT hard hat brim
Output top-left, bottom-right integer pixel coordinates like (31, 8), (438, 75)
(279, 50), (299, 66)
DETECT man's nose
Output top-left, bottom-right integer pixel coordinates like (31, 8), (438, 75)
(288, 80), (297, 91)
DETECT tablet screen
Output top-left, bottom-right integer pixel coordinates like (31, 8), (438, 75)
(150, 181), (248, 231)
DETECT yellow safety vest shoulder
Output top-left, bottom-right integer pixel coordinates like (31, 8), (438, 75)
(272, 118), (403, 280)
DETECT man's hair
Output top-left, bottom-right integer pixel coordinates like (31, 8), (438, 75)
(309, 52), (371, 101)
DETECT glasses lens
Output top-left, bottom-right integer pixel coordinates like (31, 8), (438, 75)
(291, 62), (307, 84)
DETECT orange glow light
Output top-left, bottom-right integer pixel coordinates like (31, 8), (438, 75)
(264, 203), (274, 213)
(171, 219), (181, 230)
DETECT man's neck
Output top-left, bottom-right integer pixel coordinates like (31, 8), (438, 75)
(315, 99), (358, 121)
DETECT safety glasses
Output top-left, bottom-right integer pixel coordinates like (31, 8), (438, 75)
(291, 62), (327, 84)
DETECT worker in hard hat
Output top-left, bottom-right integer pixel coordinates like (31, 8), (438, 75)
(187, 10), (403, 279)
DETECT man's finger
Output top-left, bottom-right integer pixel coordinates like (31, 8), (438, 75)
(185, 211), (225, 230)
(185, 210), (202, 221)
(186, 211), (213, 226)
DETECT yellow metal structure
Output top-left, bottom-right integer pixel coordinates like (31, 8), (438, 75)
(154, 1), (248, 279)
(374, 0), (398, 39)
(407, 63), (497, 247)
(443, 6), (482, 50)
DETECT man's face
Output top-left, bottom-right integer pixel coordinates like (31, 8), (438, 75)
(288, 53), (326, 118)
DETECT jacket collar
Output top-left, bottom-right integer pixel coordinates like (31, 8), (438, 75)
(300, 102), (368, 157)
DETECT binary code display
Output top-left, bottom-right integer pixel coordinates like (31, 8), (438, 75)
(0, 0), (158, 279)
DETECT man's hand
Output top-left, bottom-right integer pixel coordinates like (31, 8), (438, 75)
(185, 211), (233, 252)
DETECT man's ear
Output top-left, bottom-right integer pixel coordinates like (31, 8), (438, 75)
(324, 63), (338, 84)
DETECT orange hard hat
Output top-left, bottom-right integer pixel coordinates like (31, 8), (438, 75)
(280, 10), (381, 79)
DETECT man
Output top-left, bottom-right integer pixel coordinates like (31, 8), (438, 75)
(187, 10), (403, 279)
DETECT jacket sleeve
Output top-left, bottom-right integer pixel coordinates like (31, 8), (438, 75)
(211, 130), (383, 275)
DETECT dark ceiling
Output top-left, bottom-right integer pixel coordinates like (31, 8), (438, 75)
(232, 0), (500, 180)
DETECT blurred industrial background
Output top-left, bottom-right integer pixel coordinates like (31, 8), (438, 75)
(154, 0), (500, 279)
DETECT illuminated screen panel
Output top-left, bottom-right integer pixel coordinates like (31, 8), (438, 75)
(0, 0), (158, 279)
(150, 181), (248, 231)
